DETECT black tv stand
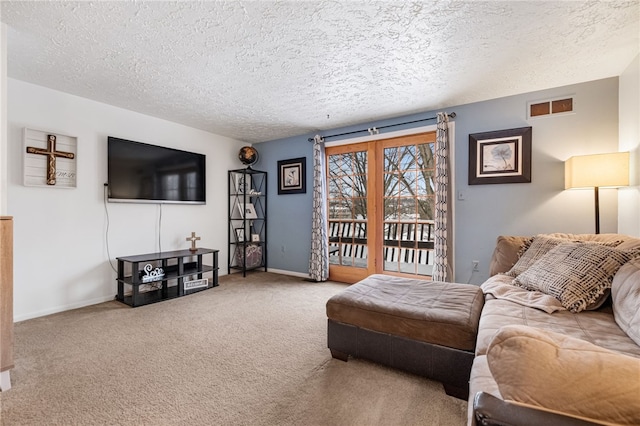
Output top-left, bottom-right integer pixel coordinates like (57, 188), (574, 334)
(116, 248), (219, 307)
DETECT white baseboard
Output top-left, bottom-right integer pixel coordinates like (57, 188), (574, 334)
(14, 294), (116, 323)
(16, 270), (311, 322)
(266, 268), (310, 279)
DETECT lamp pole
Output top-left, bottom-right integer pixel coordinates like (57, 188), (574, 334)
(594, 186), (600, 234)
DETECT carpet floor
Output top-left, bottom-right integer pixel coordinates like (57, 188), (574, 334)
(0, 272), (467, 425)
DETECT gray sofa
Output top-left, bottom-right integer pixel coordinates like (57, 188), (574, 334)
(470, 233), (640, 425)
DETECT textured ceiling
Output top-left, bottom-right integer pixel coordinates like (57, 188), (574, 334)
(1, 1), (639, 143)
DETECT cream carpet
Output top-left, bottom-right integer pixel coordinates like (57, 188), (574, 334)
(0, 272), (467, 425)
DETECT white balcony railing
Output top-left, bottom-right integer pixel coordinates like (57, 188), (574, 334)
(328, 219), (434, 276)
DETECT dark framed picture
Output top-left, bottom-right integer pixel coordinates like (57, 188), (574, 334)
(468, 126), (532, 185)
(235, 227), (245, 242)
(235, 173), (251, 194)
(277, 157), (306, 194)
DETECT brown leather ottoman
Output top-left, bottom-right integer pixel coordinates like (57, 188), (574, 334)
(326, 274), (484, 399)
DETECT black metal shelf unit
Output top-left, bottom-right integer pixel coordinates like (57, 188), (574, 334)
(228, 168), (267, 276)
(116, 248), (219, 307)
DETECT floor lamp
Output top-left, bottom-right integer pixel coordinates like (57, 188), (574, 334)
(565, 152), (629, 234)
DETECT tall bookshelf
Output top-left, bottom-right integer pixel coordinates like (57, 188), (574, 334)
(228, 168), (267, 276)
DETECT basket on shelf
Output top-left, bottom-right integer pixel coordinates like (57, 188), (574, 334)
(235, 244), (262, 269)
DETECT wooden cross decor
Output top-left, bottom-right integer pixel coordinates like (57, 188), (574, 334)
(186, 232), (201, 252)
(25, 134), (75, 185)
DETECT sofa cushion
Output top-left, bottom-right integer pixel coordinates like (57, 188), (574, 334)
(486, 325), (640, 425)
(512, 242), (637, 312)
(475, 297), (640, 358)
(489, 235), (529, 276)
(612, 257), (640, 346)
(468, 355), (500, 425)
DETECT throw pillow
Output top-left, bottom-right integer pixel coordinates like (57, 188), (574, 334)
(504, 235), (569, 277)
(611, 258), (640, 346)
(487, 325), (640, 425)
(505, 235), (622, 278)
(512, 242), (637, 313)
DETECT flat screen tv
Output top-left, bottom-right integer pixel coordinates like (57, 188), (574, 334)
(108, 137), (206, 204)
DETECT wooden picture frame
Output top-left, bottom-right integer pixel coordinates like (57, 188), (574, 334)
(468, 127), (532, 185)
(277, 157), (306, 194)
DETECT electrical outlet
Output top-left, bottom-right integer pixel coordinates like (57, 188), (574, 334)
(472, 260), (479, 272)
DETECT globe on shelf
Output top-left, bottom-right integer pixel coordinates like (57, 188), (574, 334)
(238, 146), (259, 166)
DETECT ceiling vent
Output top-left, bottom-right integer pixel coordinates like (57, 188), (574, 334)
(528, 96), (574, 119)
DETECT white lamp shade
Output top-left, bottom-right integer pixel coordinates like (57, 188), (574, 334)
(565, 152), (629, 189)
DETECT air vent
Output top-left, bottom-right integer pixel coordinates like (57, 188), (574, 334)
(528, 96), (574, 118)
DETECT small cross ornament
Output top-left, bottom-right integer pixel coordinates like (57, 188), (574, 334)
(186, 232), (201, 252)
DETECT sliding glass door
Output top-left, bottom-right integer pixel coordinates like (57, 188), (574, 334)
(381, 134), (436, 276)
(326, 143), (373, 282)
(326, 132), (436, 283)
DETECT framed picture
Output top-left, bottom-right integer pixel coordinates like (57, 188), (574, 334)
(235, 173), (251, 194)
(277, 157), (306, 194)
(251, 233), (260, 242)
(235, 228), (245, 242)
(237, 202), (258, 219)
(468, 127), (532, 185)
(24, 128), (77, 188)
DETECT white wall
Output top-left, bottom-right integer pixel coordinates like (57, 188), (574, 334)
(7, 79), (245, 321)
(1, 24), (7, 215)
(618, 54), (640, 236)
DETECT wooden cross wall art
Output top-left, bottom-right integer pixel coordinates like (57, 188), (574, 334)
(23, 128), (77, 188)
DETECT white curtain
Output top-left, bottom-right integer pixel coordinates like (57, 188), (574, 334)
(309, 135), (329, 281)
(433, 113), (453, 282)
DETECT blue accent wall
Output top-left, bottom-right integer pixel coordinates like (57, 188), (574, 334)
(254, 135), (315, 273)
(255, 77), (620, 283)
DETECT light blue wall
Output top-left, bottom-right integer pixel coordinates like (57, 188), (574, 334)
(253, 136), (315, 274)
(255, 77), (620, 284)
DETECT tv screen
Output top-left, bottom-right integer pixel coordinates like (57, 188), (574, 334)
(107, 137), (206, 204)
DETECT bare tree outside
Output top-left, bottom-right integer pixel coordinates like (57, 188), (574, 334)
(328, 152), (367, 220)
(383, 144), (435, 220)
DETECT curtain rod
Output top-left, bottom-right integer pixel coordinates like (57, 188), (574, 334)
(307, 112), (456, 142)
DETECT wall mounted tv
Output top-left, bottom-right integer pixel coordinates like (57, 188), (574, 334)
(107, 137), (206, 204)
